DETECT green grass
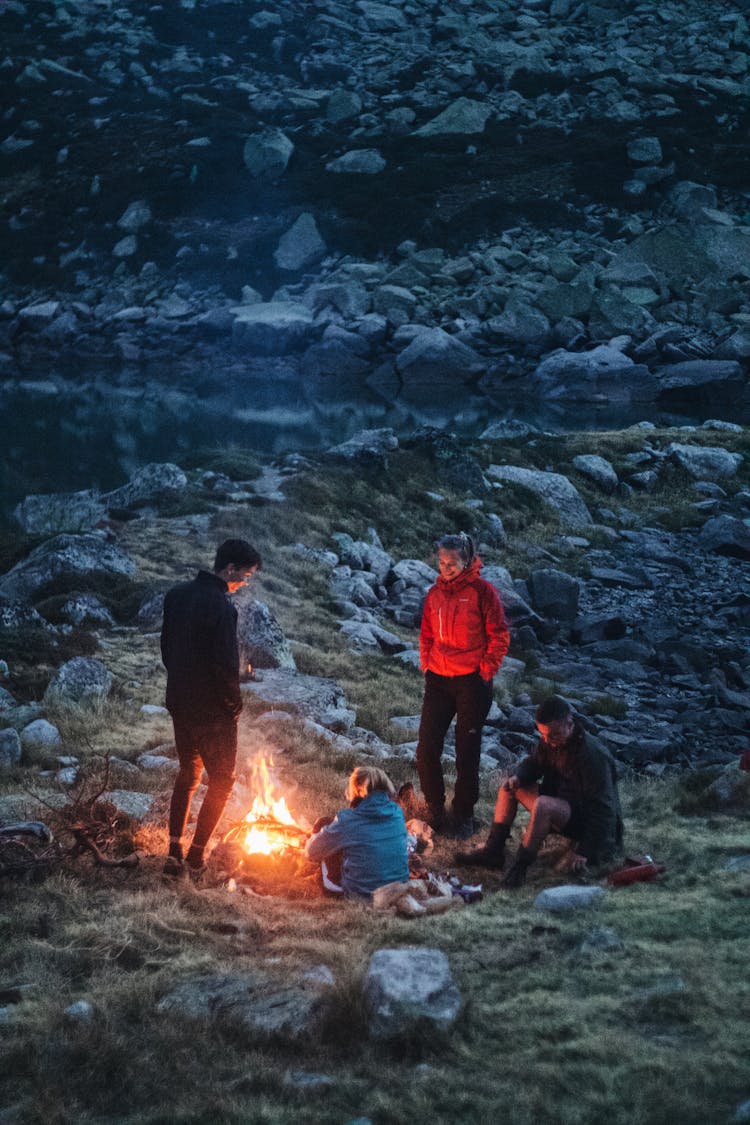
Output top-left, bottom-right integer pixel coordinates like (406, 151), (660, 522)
(1, 427), (749, 1123)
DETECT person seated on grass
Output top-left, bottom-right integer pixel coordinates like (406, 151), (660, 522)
(305, 766), (409, 899)
(457, 695), (623, 888)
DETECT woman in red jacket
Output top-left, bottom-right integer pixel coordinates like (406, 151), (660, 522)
(417, 532), (510, 840)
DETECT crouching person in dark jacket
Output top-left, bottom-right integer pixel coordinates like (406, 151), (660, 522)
(458, 695), (622, 887)
(160, 538), (261, 877)
(305, 767), (409, 899)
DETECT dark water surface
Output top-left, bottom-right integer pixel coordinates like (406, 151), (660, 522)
(1, 374), (744, 523)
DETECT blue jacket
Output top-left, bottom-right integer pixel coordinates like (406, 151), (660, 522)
(305, 792), (409, 898)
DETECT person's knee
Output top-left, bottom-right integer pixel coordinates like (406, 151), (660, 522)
(532, 796), (557, 824)
(208, 768), (235, 801)
(176, 761), (203, 790)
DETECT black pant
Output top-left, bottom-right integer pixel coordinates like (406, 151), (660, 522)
(168, 714), (238, 851)
(416, 671), (493, 821)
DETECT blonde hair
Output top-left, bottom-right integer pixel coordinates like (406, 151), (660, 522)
(346, 766), (396, 803)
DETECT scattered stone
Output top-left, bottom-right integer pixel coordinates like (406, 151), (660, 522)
(576, 927), (624, 955)
(527, 569), (580, 623)
(104, 463), (188, 510)
(666, 443), (743, 480)
(236, 599), (296, 671)
(274, 213), (326, 272)
(243, 130), (294, 178)
(0, 728), (22, 768)
(0, 534), (136, 603)
(572, 455), (619, 494)
(326, 149), (386, 174)
(698, 516), (750, 558)
(231, 302), (317, 355)
(99, 790), (155, 821)
(64, 1000), (94, 1023)
(396, 327), (485, 385)
(14, 490), (106, 536)
(487, 465), (592, 527)
(415, 98), (492, 137)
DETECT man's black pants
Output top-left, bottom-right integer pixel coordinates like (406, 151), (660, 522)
(168, 714), (237, 851)
(416, 671), (493, 821)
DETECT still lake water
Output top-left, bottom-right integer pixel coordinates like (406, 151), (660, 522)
(1, 372), (743, 522)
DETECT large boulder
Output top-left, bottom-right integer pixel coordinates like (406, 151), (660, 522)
(231, 302), (318, 355)
(326, 149), (386, 174)
(243, 129), (294, 178)
(274, 213), (326, 272)
(20, 718), (63, 756)
(396, 327), (486, 385)
(527, 569), (580, 623)
(236, 599), (296, 671)
(572, 454), (619, 494)
(0, 534), (136, 603)
(532, 346), (653, 403)
(656, 360), (745, 399)
(666, 443), (743, 479)
(698, 516), (750, 559)
(487, 465), (593, 527)
(241, 669), (355, 731)
(480, 564), (539, 627)
(415, 98), (492, 137)
(363, 948), (462, 1038)
(103, 463), (187, 510)
(14, 490), (106, 535)
(323, 428), (399, 466)
(45, 657), (113, 705)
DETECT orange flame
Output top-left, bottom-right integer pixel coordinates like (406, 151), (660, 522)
(241, 755), (303, 856)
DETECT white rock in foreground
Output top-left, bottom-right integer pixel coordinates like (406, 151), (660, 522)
(363, 948), (462, 1038)
(534, 885), (605, 912)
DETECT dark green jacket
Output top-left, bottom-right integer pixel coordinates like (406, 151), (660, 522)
(516, 720), (623, 863)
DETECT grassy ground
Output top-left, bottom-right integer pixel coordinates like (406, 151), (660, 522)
(1, 428), (748, 1123)
(0, 760), (748, 1125)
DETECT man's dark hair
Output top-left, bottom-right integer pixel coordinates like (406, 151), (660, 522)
(213, 538), (262, 572)
(535, 695), (572, 725)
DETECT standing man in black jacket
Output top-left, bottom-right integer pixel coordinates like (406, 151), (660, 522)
(457, 695), (622, 886)
(160, 538), (261, 876)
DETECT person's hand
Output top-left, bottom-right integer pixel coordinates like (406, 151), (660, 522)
(503, 775), (520, 794)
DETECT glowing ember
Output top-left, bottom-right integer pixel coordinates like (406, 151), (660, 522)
(240, 756), (306, 856)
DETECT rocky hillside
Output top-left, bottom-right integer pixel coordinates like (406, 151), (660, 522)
(1, 0), (748, 420)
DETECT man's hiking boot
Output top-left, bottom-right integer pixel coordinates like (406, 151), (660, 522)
(424, 803), (447, 832)
(501, 844), (537, 889)
(447, 817), (477, 841)
(456, 822), (509, 868)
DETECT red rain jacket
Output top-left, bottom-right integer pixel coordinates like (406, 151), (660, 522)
(419, 557), (510, 680)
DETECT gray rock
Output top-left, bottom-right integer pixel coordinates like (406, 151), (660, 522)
(45, 657), (113, 705)
(668, 181), (717, 220)
(231, 302), (317, 355)
(0, 728), (22, 768)
(0, 534), (136, 603)
(732, 1099), (750, 1124)
(577, 927), (624, 955)
(667, 443), (742, 480)
(657, 360), (745, 397)
(283, 1071), (333, 1091)
(14, 490), (106, 535)
(534, 885), (605, 912)
(415, 98), (492, 137)
(20, 719), (63, 755)
(396, 327), (485, 385)
(99, 790), (155, 821)
(527, 568), (580, 623)
(487, 465), (592, 528)
(236, 599), (296, 671)
(486, 299), (550, 347)
(303, 281), (371, 319)
(363, 948), (462, 1038)
(157, 972), (325, 1036)
(572, 454), (619, 494)
(698, 516), (750, 558)
(372, 285), (417, 326)
(326, 89), (362, 123)
(274, 213), (326, 272)
(137, 753), (178, 772)
(480, 419), (540, 441)
(59, 595), (115, 628)
(241, 669), (355, 731)
(339, 621), (408, 654)
(104, 463), (187, 510)
(113, 235), (137, 258)
(117, 200), (151, 232)
(627, 137), (662, 164)
(243, 130), (294, 178)
(481, 564), (538, 627)
(532, 346), (653, 403)
(326, 149), (386, 174)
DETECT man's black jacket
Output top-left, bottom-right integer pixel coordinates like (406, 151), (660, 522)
(516, 720), (623, 863)
(160, 570), (242, 722)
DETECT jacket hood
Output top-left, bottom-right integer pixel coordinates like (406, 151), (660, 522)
(436, 555), (483, 590)
(344, 792), (401, 820)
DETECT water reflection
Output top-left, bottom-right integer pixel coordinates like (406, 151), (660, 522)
(1, 372), (744, 522)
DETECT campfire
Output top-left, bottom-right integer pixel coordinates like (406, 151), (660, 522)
(216, 754), (318, 896)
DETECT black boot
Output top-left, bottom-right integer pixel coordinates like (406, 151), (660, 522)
(456, 823), (510, 868)
(502, 844), (537, 889)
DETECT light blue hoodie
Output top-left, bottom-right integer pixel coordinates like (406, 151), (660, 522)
(305, 791), (409, 898)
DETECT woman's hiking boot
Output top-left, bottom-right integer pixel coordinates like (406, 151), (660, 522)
(501, 844), (537, 889)
(455, 822), (509, 868)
